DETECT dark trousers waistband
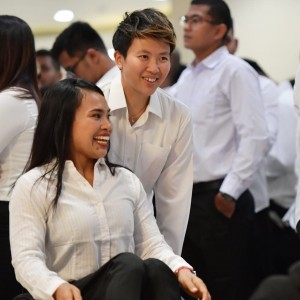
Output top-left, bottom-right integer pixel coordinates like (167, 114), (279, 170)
(193, 178), (224, 193)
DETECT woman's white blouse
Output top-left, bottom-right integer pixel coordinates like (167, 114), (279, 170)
(0, 88), (38, 200)
(10, 159), (191, 300)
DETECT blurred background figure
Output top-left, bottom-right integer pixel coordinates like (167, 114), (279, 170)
(160, 48), (186, 92)
(226, 21), (280, 283)
(36, 49), (63, 95)
(225, 26), (238, 55)
(0, 15), (40, 299)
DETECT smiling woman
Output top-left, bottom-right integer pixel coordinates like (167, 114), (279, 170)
(10, 78), (210, 300)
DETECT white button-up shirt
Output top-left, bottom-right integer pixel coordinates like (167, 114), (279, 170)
(249, 75), (279, 212)
(10, 159), (192, 300)
(266, 88), (297, 209)
(100, 73), (193, 255)
(171, 46), (270, 200)
(0, 88), (38, 201)
(293, 65), (300, 225)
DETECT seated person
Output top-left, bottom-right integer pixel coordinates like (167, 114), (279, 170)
(9, 78), (210, 300)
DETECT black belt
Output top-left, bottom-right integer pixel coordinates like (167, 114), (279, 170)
(193, 178), (224, 193)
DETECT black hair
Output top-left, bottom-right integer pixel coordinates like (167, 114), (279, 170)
(25, 78), (117, 206)
(36, 49), (61, 72)
(0, 15), (40, 104)
(51, 21), (108, 60)
(112, 8), (176, 58)
(191, 0), (233, 43)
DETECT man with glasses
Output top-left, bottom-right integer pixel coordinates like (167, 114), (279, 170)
(51, 21), (119, 86)
(169, 1), (270, 300)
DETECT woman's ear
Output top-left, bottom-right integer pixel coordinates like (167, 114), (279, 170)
(114, 51), (123, 70)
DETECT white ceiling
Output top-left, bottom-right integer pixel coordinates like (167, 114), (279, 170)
(2, 0), (172, 35)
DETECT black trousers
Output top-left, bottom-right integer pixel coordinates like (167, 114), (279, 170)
(13, 253), (181, 300)
(181, 180), (257, 300)
(0, 201), (23, 300)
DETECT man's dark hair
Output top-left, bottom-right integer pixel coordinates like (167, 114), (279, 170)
(51, 21), (108, 60)
(36, 49), (61, 72)
(191, 0), (233, 43)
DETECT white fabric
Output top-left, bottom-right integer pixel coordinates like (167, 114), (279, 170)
(283, 202), (296, 230)
(171, 46), (270, 200)
(10, 159), (192, 300)
(96, 65), (119, 87)
(293, 65), (300, 225)
(100, 73), (193, 255)
(0, 88), (38, 200)
(266, 88), (297, 209)
(249, 75), (279, 212)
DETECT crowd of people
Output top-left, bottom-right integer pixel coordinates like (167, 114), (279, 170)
(1, 0), (300, 300)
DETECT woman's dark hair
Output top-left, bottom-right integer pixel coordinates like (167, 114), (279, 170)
(0, 15), (40, 104)
(25, 78), (116, 206)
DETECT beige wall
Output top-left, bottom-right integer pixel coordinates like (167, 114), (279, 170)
(170, 0), (300, 83)
(35, 0), (300, 82)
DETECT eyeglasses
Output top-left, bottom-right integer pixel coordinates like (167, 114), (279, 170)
(179, 14), (217, 27)
(66, 52), (86, 78)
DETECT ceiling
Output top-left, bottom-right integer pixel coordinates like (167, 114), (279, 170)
(2, 0), (172, 36)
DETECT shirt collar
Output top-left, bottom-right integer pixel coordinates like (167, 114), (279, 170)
(96, 65), (120, 86)
(190, 45), (229, 70)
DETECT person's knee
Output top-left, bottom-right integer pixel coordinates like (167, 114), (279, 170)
(144, 258), (173, 278)
(112, 252), (144, 275)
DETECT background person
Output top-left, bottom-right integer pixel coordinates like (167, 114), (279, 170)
(51, 22), (118, 86)
(0, 15), (40, 299)
(170, 1), (270, 299)
(36, 49), (63, 96)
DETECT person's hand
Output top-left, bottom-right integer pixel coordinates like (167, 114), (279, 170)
(177, 268), (211, 300)
(214, 192), (236, 218)
(53, 283), (82, 300)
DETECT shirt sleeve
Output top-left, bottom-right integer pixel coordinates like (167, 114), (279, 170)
(133, 176), (193, 272)
(153, 108), (193, 255)
(259, 76), (279, 147)
(293, 65), (300, 225)
(0, 91), (29, 153)
(265, 90), (297, 177)
(220, 67), (271, 199)
(9, 174), (67, 300)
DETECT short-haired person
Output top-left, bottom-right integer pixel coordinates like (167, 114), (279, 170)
(51, 21), (118, 86)
(36, 49), (63, 95)
(169, 1), (270, 300)
(0, 15), (40, 299)
(10, 78), (210, 300)
(98, 8), (193, 256)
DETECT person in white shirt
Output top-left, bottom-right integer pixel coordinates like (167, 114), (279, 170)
(170, 1), (270, 300)
(227, 23), (280, 279)
(0, 15), (40, 299)
(98, 8), (193, 256)
(51, 21), (119, 86)
(9, 78), (210, 300)
(294, 65), (300, 235)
